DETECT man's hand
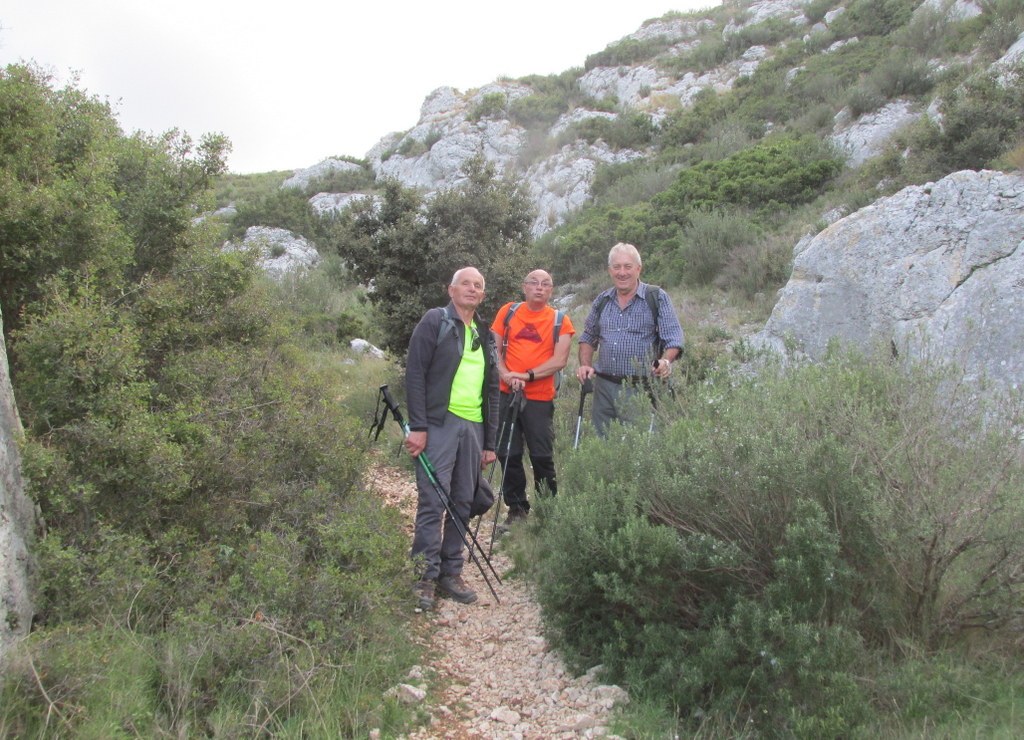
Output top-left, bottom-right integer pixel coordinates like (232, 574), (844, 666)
(653, 358), (672, 379)
(405, 431), (427, 457)
(501, 370), (526, 391)
(481, 449), (496, 467)
(577, 365), (596, 382)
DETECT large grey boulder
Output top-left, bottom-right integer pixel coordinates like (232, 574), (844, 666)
(755, 170), (1024, 394)
(1, 306), (36, 672)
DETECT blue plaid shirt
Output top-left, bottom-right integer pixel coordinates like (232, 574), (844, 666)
(579, 283), (684, 377)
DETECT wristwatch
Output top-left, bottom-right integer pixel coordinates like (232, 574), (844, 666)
(527, 369), (535, 382)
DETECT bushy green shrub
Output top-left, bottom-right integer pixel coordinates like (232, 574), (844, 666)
(230, 184), (315, 237)
(654, 134), (844, 216)
(527, 353), (1024, 735)
(468, 92), (507, 121)
(557, 111), (656, 151)
(831, 0), (918, 38)
(804, 0), (838, 25)
(585, 37), (675, 71)
(654, 206), (762, 285)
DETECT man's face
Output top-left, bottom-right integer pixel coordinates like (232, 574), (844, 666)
(522, 271), (553, 303)
(608, 255), (641, 293)
(448, 269), (486, 310)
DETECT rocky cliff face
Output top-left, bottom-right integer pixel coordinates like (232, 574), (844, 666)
(284, 1), (1018, 242)
(1, 306), (36, 671)
(754, 169), (1024, 396)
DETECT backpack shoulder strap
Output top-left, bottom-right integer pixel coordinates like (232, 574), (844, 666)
(435, 306), (458, 347)
(592, 292), (612, 339)
(645, 285), (661, 325)
(553, 309), (565, 345)
(500, 302), (522, 359)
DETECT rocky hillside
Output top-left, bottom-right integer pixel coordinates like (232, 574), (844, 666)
(279, 0), (1021, 238)
(237, 0), (1023, 395)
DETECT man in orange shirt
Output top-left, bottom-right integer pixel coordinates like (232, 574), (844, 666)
(490, 269), (575, 524)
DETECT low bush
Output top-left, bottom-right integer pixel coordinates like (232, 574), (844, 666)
(526, 353), (1024, 736)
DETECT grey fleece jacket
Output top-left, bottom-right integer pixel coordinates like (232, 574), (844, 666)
(405, 303), (499, 451)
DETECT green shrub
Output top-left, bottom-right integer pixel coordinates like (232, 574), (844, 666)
(804, 0), (838, 25)
(654, 134), (844, 216)
(468, 92), (507, 121)
(558, 111), (656, 151)
(655, 206), (762, 285)
(527, 353), (1024, 734)
(868, 51), (934, 99)
(831, 0), (918, 38)
(847, 83), (887, 117)
(585, 37), (675, 70)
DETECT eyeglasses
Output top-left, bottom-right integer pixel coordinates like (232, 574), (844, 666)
(470, 327), (481, 352)
(524, 279), (553, 288)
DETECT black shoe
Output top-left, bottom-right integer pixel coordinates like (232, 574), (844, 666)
(437, 574), (478, 604)
(504, 507), (528, 525)
(413, 579), (436, 611)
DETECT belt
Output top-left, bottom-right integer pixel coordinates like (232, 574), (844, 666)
(595, 372), (647, 385)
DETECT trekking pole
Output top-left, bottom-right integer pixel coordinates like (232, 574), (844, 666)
(573, 378), (593, 450)
(473, 388), (515, 541)
(487, 387), (522, 555)
(373, 385), (502, 602)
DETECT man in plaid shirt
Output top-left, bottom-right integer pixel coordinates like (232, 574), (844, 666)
(576, 243), (684, 437)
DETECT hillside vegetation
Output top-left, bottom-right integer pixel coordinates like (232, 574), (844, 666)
(3, 0), (1024, 736)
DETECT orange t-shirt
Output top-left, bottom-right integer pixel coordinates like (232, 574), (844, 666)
(490, 303), (575, 402)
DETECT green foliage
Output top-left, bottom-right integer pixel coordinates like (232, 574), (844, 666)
(508, 69), (581, 128)
(337, 155), (533, 355)
(526, 353), (1024, 735)
(0, 63), (228, 337)
(585, 37), (675, 70)
(831, 0), (919, 38)
(654, 134), (843, 215)
(2, 64), (420, 737)
(468, 92), (507, 121)
(229, 182), (316, 236)
(114, 128), (230, 279)
(883, 69), (1024, 182)
(557, 111), (657, 151)
(213, 168), (294, 207)
(804, 0), (838, 25)
(650, 206), (762, 286)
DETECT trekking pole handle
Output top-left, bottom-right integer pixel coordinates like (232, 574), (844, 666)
(378, 384), (409, 433)
(578, 378), (593, 413)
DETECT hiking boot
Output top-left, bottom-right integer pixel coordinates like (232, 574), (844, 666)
(437, 574), (478, 604)
(413, 579), (436, 611)
(504, 507), (528, 525)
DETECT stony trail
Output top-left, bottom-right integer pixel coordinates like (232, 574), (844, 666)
(367, 462), (629, 739)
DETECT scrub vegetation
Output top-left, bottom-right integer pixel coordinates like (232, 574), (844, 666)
(3, 0), (1024, 734)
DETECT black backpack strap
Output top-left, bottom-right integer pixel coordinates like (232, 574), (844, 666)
(500, 302), (522, 360)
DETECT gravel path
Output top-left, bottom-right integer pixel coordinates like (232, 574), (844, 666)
(368, 461), (629, 739)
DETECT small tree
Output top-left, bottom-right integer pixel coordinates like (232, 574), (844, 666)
(339, 155), (533, 356)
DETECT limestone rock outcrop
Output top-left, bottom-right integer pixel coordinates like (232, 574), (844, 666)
(224, 226), (321, 280)
(754, 170), (1024, 396)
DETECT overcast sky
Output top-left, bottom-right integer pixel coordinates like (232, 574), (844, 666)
(2, 0), (718, 174)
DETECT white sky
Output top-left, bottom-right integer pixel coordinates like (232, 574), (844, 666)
(2, 1), (718, 174)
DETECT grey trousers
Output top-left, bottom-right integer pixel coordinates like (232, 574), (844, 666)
(410, 412), (482, 580)
(592, 375), (649, 438)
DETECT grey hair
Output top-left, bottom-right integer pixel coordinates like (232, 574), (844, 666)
(450, 266), (486, 289)
(608, 242), (642, 267)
